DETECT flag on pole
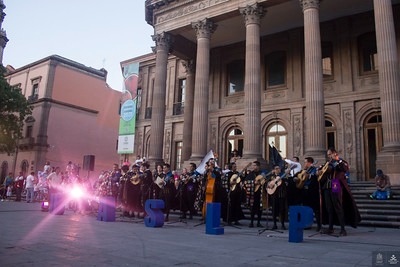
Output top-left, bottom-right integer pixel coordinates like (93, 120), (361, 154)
(195, 150), (215, 175)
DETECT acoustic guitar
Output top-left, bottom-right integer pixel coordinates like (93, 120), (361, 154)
(266, 165), (295, 195)
(317, 162), (330, 182)
(230, 162), (252, 190)
(295, 162), (317, 189)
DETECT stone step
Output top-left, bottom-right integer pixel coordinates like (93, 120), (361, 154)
(360, 213), (400, 222)
(359, 208), (400, 216)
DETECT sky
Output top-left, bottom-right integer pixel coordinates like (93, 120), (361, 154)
(2, 1), (155, 91)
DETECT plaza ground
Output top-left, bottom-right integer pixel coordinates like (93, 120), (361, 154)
(0, 201), (399, 267)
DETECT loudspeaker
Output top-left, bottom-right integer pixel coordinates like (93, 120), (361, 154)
(83, 155), (95, 171)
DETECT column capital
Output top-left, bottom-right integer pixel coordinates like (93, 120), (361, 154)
(182, 59), (195, 74)
(239, 3), (266, 26)
(191, 18), (217, 39)
(151, 32), (173, 53)
(300, 0), (321, 12)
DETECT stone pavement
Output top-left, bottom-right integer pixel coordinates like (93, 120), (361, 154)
(0, 201), (399, 267)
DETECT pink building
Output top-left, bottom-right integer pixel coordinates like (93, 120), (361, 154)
(1, 55), (122, 178)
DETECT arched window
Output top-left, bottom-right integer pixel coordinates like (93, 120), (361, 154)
(226, 128), (243, 162)
(364, 114), (383, 180)
(266, 123), (287, 159)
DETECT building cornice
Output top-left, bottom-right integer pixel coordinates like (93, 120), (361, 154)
(5, 55), (107, 80)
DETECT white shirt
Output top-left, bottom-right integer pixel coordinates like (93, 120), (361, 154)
(285, 159), (302, 176)
(26, 174), (35, 188)
(47, 172), (62, 189)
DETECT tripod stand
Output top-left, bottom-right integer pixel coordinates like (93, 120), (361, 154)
(258, 194), (283, 235)
(167, 181), (187, 225)
(225, 188), (241, 229)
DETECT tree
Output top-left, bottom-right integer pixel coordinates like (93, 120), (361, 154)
(0, 65), (32, 155)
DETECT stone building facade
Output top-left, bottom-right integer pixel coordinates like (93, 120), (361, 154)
(124, 0), (400, 184)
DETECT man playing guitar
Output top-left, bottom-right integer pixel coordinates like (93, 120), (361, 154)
(267, 165), (288, 230)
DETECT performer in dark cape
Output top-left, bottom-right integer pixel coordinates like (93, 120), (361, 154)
(126, 165), (143, 217)
(319, 148), (361, 236)
(180, 163), (199, 219)
(226, 163), (245, 225)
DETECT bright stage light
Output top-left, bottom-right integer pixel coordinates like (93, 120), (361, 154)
(41, 201), (49, 212)
(70, 186), (84, 199)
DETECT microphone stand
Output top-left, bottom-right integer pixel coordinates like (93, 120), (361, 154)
(258, 188), (283, 235)
(225, 186), (241, 229)
(167, 180), (187, 225)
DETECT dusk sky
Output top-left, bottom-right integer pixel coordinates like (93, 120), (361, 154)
(2, 1), (155, 91)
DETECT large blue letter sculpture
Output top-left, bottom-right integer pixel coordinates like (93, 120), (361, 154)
(289, 206), (314, 243)
(205, 203), (224, 235)
(144, 199), (165, 227)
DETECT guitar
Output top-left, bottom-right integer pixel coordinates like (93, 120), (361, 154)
(267, 165), (295, 195)
(230, 162), (252, 190)
(317, 162), (330, 182)
(295, 161), (318, 189)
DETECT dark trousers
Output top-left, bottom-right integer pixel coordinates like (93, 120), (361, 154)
(323, 189), (345, 230)
(15, 187), (22, 201)
(271, 196), (286, 226)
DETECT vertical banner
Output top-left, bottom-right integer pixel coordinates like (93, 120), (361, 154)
(118, 62), (139, 154)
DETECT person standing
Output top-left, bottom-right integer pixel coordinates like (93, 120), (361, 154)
(2, 173), (13, 200)
(14, 172), (24, 202)
(110, 163), (121, 206)
(25, 172), (35, 203)
(370, 169), (391, 199)
(244, 161), (265, 228)
(47, 167), (63, 196)
(318, 147), (361, 236)
(267, 165), (288, 230)
(294, 157), (321, 231)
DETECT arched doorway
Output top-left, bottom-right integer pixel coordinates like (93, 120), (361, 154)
(364, 114), (383, 180)
(266, 123), (287, 163)
(21, 160), (29, 176)
(1, 161), (8, 184)
(226, 128), (243, 163)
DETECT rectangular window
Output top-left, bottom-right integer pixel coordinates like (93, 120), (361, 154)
(322, 42), (333, 78)
(266, 51), (286, 87)
(358, 32), (378, 74)
(227, 60), (245, 95)
(173, 79), (185, 115)
(32, 83), (39, 96)
(175, 141), (183, 170)
(26, 126), (33, 138)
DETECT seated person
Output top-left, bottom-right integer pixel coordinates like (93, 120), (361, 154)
(370, 169), (391, 199)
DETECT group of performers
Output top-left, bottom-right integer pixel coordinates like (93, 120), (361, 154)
(97, 147), (360, 236)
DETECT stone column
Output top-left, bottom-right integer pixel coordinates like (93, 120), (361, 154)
(190, 19), (216, 161)
(300, 0), (326, 160)
(148, 32), (173, 166)
(373, 0), (400, 184)
(182, 60), (195, 161)
(240, 3), (265, 160)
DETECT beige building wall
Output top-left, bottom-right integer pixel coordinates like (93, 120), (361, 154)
(1, 55), (121, 179)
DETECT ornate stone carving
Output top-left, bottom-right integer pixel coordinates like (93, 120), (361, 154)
(300, 0), (321, 11)
(239, 3), (265, 26)
(192, 19), (217, 39)
(182, 59), (195, 74)
(151, 32), (173, 52)
(294, 116), (301, 156)
(156, 0), (230, 24)
(344, 111), (353, 164)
